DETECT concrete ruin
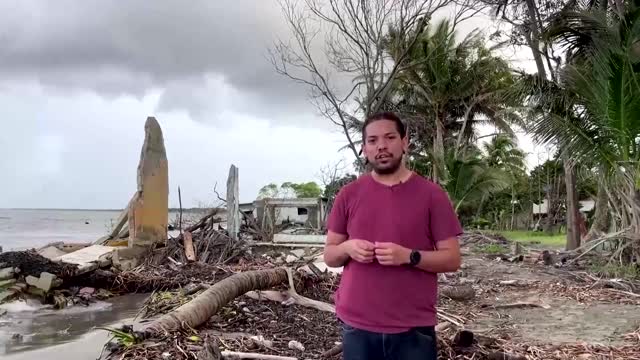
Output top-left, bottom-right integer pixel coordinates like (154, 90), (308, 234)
(129, 117), (169, 247)
(247, 197), (328, 230)
(226, 164), (240, 241)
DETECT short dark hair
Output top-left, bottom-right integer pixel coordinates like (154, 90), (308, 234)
(362, 111), (406, 138)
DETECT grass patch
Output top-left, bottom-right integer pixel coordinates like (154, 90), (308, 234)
(589, 261), (640, 280)
(474, 244), (508, 254)
(497, 230), (566, 248)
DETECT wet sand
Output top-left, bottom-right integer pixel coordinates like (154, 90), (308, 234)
(0, 293), (149, 359)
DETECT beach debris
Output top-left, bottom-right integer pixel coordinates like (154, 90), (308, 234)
(441, 285), (476, 301)
(0, 278), (16, 288)
(54, 245), (116, 274)
(249, 335), (274, 349)
(183, 231), (196, 262)
(0, 267), (17, 280)
(25, 272), (61, 292)
(0, 251), (78, 278)
(143, 268), (289, 334)
(287, 340), (304, 351)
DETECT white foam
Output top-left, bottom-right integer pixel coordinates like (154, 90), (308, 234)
(0, 299), (49, 313)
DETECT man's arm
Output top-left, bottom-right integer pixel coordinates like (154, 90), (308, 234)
(413, 237), (461, 273)
(373, 237), (461, 273)
(323, 231), (350, 267)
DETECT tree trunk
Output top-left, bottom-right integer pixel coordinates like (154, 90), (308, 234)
(585, 181), (610, 241)
(143, 268), (288, 334)
(564, 160), (581, 250)
(524, 0), (547, 79)
(433, 115), (445, 184)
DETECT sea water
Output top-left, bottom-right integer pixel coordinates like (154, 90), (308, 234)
(0, 209), (122, 250)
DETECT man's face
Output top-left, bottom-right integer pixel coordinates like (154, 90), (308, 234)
(363, 119), (408, 175)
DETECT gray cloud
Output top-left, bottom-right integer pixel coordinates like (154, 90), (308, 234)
(0, 0), (313, 120)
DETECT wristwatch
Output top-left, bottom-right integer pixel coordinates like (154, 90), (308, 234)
(409, 250), (421, 266)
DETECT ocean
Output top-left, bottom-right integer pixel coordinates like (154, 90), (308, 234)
(0, 208), (195, 251)
(0, 209), (123, 251)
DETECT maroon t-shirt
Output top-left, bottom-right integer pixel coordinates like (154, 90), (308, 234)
(327, 172), (463, 333)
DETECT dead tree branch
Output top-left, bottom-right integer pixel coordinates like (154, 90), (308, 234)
(270, 0), (464, 167)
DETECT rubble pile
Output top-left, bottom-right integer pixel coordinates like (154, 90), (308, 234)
(144, 212), (252, 267)
(0, 251), (79, 304)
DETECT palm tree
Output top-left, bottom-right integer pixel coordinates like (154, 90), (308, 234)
(532, 1), (640, 259)
(479, 134), (527, 229)
(443, 147), (511, 213)
(483, 134), (527, 175)
(387, 19), (521, 183)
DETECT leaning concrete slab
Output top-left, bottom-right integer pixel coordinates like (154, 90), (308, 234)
(55, 245), (116, 274)
(129, 117), (169, 247)
(37, 246), (67, 260)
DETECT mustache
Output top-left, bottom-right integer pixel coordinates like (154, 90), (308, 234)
(375, 152), (393, 159)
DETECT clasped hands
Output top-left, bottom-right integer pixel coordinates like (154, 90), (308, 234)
(344, 239), (410, 266)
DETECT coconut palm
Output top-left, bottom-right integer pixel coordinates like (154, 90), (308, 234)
(443, 146), (511, 213)
(483, 134), (527, 176)
(531, 1), (640, 258)
(386, 19), (521, 183)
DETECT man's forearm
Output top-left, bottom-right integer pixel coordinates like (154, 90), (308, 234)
(323, 243), (350, 267)
(414, 249), (461, 273)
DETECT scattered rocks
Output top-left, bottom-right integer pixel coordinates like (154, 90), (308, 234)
(0, 267), (16, 280)
(0, 278), (16, 288)
(25, 272), (61, 292)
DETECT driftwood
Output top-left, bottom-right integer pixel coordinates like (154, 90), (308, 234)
(245, 268), (335, 313)
(441, 285), (476, 301)
(183, 231), (196, 262)
(483, 302), (550, 310)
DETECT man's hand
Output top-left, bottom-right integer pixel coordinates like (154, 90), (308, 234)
(374, 242), (411, 266)
(344, 239), (375, 263)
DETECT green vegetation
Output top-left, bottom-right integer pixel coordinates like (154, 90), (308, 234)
(274, 0), (640, 260)
(589, 262), (640, 280)
(498, 231), (566, 248)
(475, 244), (509, 254)
(258, 182), (322, 199)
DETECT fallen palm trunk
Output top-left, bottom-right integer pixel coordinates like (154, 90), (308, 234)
(245, 268), (335, 313)
(143, 268), (288, 334)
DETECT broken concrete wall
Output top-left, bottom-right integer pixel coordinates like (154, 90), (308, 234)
(226, 164), (240, 241)
(129, 117), (169, 247)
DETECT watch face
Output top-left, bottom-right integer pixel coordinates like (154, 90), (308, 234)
(410, 250), (420, 265)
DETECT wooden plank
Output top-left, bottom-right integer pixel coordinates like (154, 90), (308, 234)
(109, 193), (137, 239)
(183, 231), (196, 262)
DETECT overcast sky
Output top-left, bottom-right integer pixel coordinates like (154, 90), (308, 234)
(0, 0), (539, 209)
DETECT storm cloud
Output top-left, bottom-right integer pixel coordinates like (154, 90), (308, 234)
(0, 0), (314, 122)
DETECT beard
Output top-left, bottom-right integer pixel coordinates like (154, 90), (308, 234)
(370, 155), (403, 174)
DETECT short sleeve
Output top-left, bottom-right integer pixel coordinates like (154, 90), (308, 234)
(429, 186), (463, 243)
(327, 188), (348, 235)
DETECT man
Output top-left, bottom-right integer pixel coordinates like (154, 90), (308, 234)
(324, 112), (463, 360)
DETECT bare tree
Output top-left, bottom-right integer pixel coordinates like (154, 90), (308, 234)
(270, 0), (477, 167)
(318, 159), (348, 189)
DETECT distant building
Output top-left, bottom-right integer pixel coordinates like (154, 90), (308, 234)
(532, 199), (595, 215)
(240, 197), (328, 230)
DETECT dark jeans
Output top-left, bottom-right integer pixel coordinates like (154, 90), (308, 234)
(341, 322), (438, 360)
